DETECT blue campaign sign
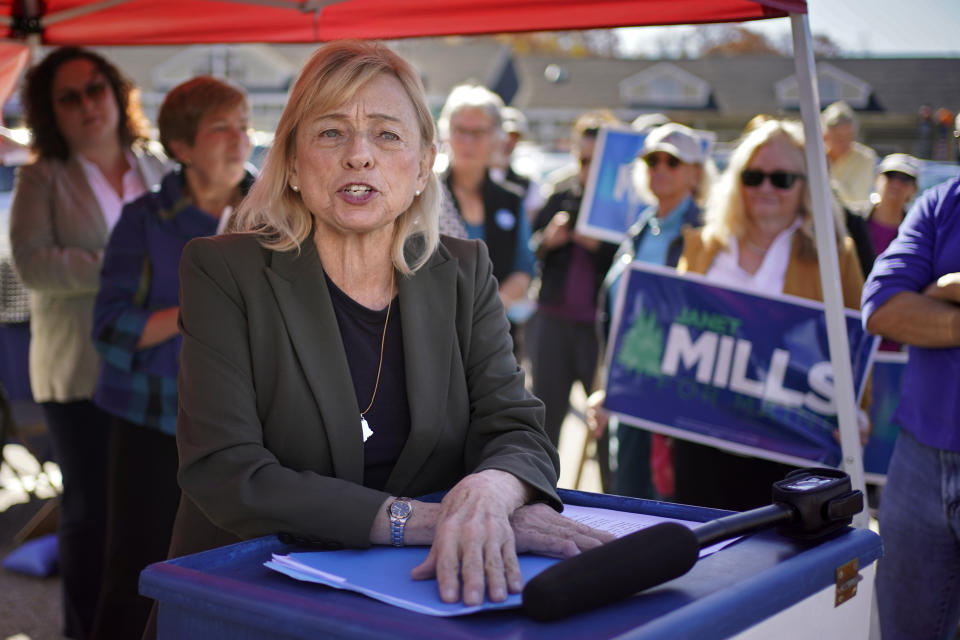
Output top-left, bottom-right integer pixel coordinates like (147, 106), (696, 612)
(576, 127), (648, 244)
(604, 263), (879, 468)
(863, 351), (906, 481)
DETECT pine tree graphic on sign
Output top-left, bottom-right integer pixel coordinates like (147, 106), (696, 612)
(616, 310), (664, 378)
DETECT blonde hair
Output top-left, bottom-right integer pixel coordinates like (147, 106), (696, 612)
(701, 119), (843, 257)
(232, 40), (440, 276)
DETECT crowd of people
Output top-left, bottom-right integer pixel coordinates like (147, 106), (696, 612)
(5, 41), (959, 640)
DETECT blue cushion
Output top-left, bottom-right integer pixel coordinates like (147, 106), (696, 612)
(2, 533), (58, 577)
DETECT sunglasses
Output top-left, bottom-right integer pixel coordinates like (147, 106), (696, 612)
(882, 171), (916, 184)
(55, 80), (109, 109)
(740, 169), (805, 190)
(643, 153), (681, 169)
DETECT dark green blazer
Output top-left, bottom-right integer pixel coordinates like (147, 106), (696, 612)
(169, 232), (560, 558)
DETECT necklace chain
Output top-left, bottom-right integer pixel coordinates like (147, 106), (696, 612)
(743, 238), (768, 255)
(360, 270), (394, 418)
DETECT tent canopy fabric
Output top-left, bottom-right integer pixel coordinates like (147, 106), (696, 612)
(2, 0), (805, 46)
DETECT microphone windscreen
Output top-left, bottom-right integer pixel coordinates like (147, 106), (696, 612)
(522, 521), (699, 621)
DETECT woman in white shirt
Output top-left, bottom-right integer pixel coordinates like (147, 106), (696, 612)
(673, 119), (864, 511)
(10, 47), (165, 640)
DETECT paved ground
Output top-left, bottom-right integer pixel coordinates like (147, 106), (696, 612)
(1, 401), (64, 640)
(0, 468), (63, 640)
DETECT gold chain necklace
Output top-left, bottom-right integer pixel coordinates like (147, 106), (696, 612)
(742, 238), (768, 255)
(359, 270), (394, 442)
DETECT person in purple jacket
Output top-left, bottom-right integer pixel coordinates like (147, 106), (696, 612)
(861, 174), (960, 640)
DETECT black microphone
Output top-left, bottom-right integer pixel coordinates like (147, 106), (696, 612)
(523, 468), (863, 622)
(522, 521), (699, 622)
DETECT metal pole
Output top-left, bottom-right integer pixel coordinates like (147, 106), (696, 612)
(789, 12), (868, 530)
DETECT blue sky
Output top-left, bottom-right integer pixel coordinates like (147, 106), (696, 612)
(615, 0), (960, 58)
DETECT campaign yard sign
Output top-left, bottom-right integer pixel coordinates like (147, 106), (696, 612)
(604, 263), (879, 469)
(576, 127), (648, 244)
(577, 125), (716, 244)
(862, 351), (907, 482)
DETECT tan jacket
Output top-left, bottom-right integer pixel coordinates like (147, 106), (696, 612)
(10, 147), (167, 402)
(677, 226), (864, 310)
(830, 142), (878, 210)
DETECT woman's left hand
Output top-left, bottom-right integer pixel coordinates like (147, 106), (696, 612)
(410, 470), (615, 606)
(410, 469), (527, 605)
(510, 502), (615, 556)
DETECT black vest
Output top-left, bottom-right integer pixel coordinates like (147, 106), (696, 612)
(445, 171), (524, 283)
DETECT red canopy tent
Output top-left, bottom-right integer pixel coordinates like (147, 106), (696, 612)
(0, 0), (803, 45)
(0, 0), (868, 524)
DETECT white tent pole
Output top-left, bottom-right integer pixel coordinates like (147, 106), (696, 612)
(789, 12), (868, 530)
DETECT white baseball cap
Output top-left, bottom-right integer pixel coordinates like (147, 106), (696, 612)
(877, 153), (921, 179)
(640, 123), (705, 165)
(501, 107), (528, 136)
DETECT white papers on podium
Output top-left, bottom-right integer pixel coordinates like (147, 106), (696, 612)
(265, 503), (739, 616)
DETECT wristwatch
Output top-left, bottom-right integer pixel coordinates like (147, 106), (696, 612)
(388, 498), (413, 547)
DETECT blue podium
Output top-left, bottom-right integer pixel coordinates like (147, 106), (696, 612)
(140, 489), (881, 639)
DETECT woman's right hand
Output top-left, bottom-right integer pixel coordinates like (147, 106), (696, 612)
(540, 211), (572, 250)
(585, 389), (609, 439)
(510, 502), (614, 557)
(410, 469), (529, 605)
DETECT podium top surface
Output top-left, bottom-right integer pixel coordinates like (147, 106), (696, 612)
(141, 489), (882, 640)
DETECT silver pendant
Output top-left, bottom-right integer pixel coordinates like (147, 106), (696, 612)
(360, 415), (374, 442)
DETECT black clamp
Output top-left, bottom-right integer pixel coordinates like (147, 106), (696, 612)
(772, 467), (863, 541)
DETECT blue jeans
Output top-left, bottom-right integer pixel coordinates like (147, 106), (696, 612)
(877, 429), (960, 640)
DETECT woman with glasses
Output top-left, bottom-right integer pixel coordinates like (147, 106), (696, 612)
(587, 122), (713, 501)
(437, 84), (534, 316)
(670, 118), (865, 510)
(9, 47), (166, 640)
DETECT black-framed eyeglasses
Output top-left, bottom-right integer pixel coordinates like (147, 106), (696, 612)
(450, 125), (494, 141)
(740, 169), (805, 190)
(55, 80), (109, 109)
(643, 153), (681, 169)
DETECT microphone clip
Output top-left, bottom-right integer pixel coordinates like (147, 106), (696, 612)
(771, 468), (863, 541)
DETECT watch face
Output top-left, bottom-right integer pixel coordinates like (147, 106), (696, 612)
(390, 501), (412, 519)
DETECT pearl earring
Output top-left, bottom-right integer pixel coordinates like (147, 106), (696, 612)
(291, 184), (300, 192)
(415, 189), (421, 196)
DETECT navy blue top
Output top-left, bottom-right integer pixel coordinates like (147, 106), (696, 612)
(92, 169), (253, 434)
(862, 176), (960, 452)
(325, 273), (410, 491)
